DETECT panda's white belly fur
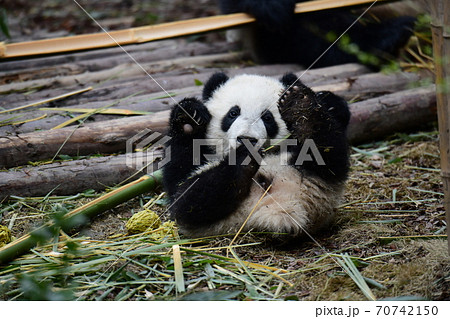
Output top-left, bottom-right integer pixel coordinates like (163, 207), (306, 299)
(182, 153), (344, 237)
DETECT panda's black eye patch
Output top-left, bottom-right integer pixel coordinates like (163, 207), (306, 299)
(261, 110), (279, 138)
(261, 111), (274, 123)
(228, 106), (240, 118)
(221, 105), (240, 132)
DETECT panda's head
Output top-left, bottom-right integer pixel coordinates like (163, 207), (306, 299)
(202, 73), (290, 154)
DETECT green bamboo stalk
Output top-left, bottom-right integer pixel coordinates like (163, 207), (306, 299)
(0, 171), (163, 265)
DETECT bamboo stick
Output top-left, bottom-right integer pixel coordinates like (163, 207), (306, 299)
(378, 235), (448, 244)
(429, 0), (450, 253)
(39, 107), (152, 116)
(0, 171), (163, 265)
(0, 0), (390, 59)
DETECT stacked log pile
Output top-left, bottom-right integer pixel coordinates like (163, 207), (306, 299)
(0, 38), (436, 198)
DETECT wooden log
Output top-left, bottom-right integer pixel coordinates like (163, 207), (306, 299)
(314, 70), (428, 99)
(0, 110), (170, 169)
(0, 40), (232, 74)
(0, 86), (438, 197)
(0, 41), (237, 112)
(1, 62), (368, 114)
(0, 151), (162, 199)
(0, 87), (193, 136)
(347, 85), (437, 144)
(429, 0), (450, 252)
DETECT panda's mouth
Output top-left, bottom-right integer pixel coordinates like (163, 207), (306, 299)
(234, 136), (270, 150)
(236, 136), (258, 146)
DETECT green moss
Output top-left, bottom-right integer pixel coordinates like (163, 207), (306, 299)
(125, 209), (161, 234)
(0, 225), (12, 248)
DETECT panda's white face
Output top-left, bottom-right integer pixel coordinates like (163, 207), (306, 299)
(205, 74), (289, 155)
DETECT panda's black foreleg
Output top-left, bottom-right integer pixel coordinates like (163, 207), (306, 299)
(278, 82), (350, 184)
(162, 98), (211, 199)
(169, 144), (261, 227)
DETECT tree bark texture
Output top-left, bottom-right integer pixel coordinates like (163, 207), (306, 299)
(428, 0), (450, 252)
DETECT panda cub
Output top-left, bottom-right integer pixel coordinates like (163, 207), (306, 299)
(163, 72), (350, 238)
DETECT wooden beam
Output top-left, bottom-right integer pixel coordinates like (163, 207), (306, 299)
(429, 0), (450, 252)
(0, 0), (390, 59)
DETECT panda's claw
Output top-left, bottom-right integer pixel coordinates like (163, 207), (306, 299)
(278, 88), (297, 110)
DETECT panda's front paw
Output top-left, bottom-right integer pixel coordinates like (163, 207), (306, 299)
(170, 98), (211, 136)
(234, 143), (263, 178)
(277, 85), (316, 133)
(279, 85), (301, 109)
(278, 84), (314, 112)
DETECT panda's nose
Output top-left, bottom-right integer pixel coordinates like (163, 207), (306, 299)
(237, 136), (258, 146)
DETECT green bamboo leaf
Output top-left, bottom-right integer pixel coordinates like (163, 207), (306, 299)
(336, 254), (376, 301)
(0, 8), (10, 39)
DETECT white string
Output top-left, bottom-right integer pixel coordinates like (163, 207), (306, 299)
(253, 0), (380, 125)
(71, 0), (200, 125)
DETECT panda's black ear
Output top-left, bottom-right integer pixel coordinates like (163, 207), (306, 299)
(202, 72), (229, 101)
(280, 73), (300, 88)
